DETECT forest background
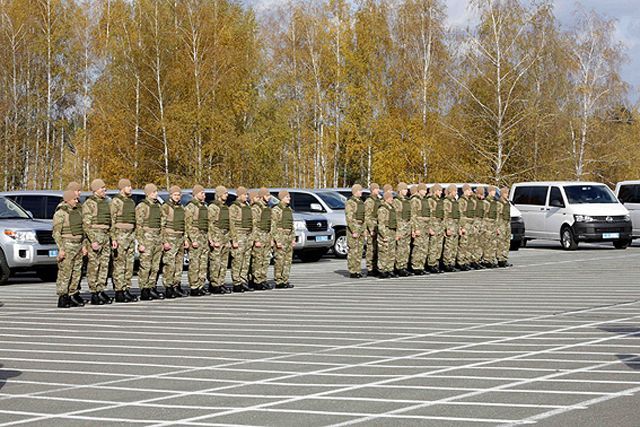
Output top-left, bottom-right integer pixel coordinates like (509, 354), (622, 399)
(0, 0), (638, 191)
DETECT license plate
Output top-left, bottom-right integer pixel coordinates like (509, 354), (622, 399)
(602, 233), (619, 239)
(316, 235), (330, 242)
(49, 249), (58, 257)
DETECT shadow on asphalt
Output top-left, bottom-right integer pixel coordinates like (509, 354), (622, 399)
(598, 325), (640, 371)
(0, 364), (21, 391)
(616, 354), (640, 371)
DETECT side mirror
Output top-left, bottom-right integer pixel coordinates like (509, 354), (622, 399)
(310, 203), (323, 212)
(550, 199), (564, 208)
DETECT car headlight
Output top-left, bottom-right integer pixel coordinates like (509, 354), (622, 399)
(624, 215), (631, 222)
(293, 220), (307, 231)
(574, 215), (595, 223)
(3, 229), (38, 243)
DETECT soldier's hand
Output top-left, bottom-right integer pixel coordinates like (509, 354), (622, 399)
(352, 232), (358, 238)
(429, 228), (435, 236)
(81, 247), (88, 256)
(112, 241), (118, 250)
(163, 243), (171, 251)
(57, 250), (65, 262)
(192, 241), (199, 249)
(496, 230), (501, 236)
(91, 242), (100, 251)
(291, 238), (296, 245)
(460, 228), (466, 236)
(232, 242), (239, 249)
(445, 229), (452, 237)
(138, 245), (145, 253)
(184, 241), (190, 249)
(413, 230), (420, 237)
(255, 241), (262, 248)
(213, 242), (220, 248)
(276, 243), (283, 249)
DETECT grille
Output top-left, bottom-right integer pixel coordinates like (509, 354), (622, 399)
(36, 230), (55, 245)
(594, 227), (626, 233)
(591, 216), (628, 223)
(305, 220), (328, 232)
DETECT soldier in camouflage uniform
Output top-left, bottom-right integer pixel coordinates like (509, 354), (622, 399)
(52, 190), (86, 308)
(229, 187), (254, 292)
(377, 190), (398, 278)
(364, 183), (381, 276)
(345, 184), (365, 278)
(246, 191), (260, 287)
(185, 185), (209, 296)
(455, 184), (475, 271)
(162, 186), (189, 298)
(253, 188), (274, 290)
(83, 179), (113, 305)
(55, 181), (86, 298)
(136, 184), (165, 300)
(472, 186), (487, 269)
(208, 186), (232, 294)
(497, 187), (513, 268)
(110, 179), (138, 303)
(410, 183), (430, 275)
(271, 190), (295, 288)
(482, 185), (500, 268)
(393, 182), (412, 277)
(442, 184), (460, 272)
(426, 184), (444, 273)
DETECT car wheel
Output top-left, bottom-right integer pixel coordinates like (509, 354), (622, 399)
(333, 230), (348, 259)
(298, 249), (327, 263)
(36, 266), (58, 283)
(0, 250), (10, 285)
(613, 239), (631, 250)
(561, 226), (578, 251)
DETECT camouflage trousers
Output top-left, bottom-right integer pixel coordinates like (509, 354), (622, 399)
(427, 221), (444, 267)
(471, 220), (484, 263)
(273, 229), (294, 285)
(209, 231), (230, 287)
(377, 232), (397, 273)
(87, 230), (111, 293)
(456, 221), (474, 266)
(395, 220), (411, 270)
(56, 238), (83, 296)
(111, 228), (135, 292)
(410, 220), (429, 271)
(251, 230), (272, 284)
(482, 220), (498, 263)
(231, 230), (252, 285)
(346, 227), (365, 274)
(442, 221), (459, 267)
(497, 222), (511, 262)
(137, 233), (163, 289)
(163, 233), (185, 287)
(365, 229), (378, 272)
(188, 231), (209, 290)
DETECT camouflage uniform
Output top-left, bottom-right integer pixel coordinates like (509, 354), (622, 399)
(345, 195), (366, 275)
(442, 194), (460, 268)
(427, 195), (445, 269)
(208, 199), (231, 291)
(110, 193), (136, 293)
(364, 193), (381, 273)
(271, 201), (295, 287)
(393, 193), (412, 272)
(483, 197), (499, 265)
(52, 204), (84, 298)
(251, 199), (272, 287)
(473, 195), (487, 265)
(162, 199), (186, 289)
(83, 194), (112, 294)
(456, 194), (475, 267)
(230, 199), (253, 286)
(497, 198), (511, 265)
(136, 197), (164, 290)
(185, 198), (209, 291)
(410, 190), (430, 272)
(376, 199), (397, 274)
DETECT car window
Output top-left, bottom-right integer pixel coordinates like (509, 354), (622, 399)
(548, 187), (564, 207)
(618, 185), (640, 204)
(45, 196), (63, 219)
(0, 197), (31, 219)
(563, 185), (617, 204)
(292, 192), (324, 212)
(513, 186), (547, 206)
(14, 196), (45, 218)
(315, 192), (346, 210)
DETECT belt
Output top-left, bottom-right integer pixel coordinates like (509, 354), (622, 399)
(165, 229), (185, 236)
(90, 225), (110, 230)
(277, 228), (293, 232)
(142, 226), (161, 232)
(61, 235), (83, 242)
(114, 223), (134, 230)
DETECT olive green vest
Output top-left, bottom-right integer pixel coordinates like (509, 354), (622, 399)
(450, 198), (461, 220)
(488, 200), (498, 220)
(277, 203), (294, 230)
(418, 196), (431, 217)
(90, 195), (111, 225)
(114, 194), (136, 224)
(501, 200), (511, 221)
(259, 203), (272, 232)
(351, 197), (365, 221)
(400, 197), (411, 221)
(380, 203), (397, 230)
(463, 196), (475, 218)
(215, 201), (230, 230)
(234, 201), (253, 228)
(476, 200), (486, 219)
(141, 198), (161, 229)
(188, 200), (209, 231)
(368, 195), (381, 217)
(166, 201), (185, 231)
(62, 205), (83, 236)
(433, 197), (444, 219)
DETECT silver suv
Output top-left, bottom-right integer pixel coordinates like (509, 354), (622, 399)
(0, 196), (59, 284)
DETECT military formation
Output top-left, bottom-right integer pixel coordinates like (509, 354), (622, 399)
(345, 183), (512, 279)
(52, 180), (295, 308)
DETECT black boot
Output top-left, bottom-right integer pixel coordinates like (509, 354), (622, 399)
(70, 293), (86, 306)
(209, 285), (230, 294)
(140, 288), (152, 301)
(99, 291), (113, 304)
(90, 293), (105, 305)
(349, 273), (360, 279)
(190, 287), (204, 297)
(240, 283), (254, 292)
(124, 289), (136, 302)
(174, 284), (188, 297)
(57, 295), (70, 308)
(150, 287), (165, 300)
(412, 269), (425, 276)
(233, 284), (245, 293)
(165, 286), (176, 299)
(114, 290), (127, 303)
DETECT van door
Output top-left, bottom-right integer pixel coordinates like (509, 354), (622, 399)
(544, 186), (567, 240)
(617, 184), (640, 237)
(512, 186), (548, 238)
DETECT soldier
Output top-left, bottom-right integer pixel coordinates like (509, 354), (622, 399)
(185, 185), (209, 296)
(251, 188), (273, 290)
(83, 179), (113, 305)
(441, 184), (460, 272)
(56, 181), (82, 212)
(456, 184), (475, 271)
(271, 190), (295, 288)
(110, 178), (138, 303)
(136, 184), (165, 300)
(345, 184), (366, 278)
(410, 183), (430, 275)
(207, 186), (232, 294)
(426, 184), (444, 274)
(393, 182), (412, 277)
(497, 187), (513, 268)
(364, 183), (381, 276)
(52, 190), (87, 308)
(377, 190), (398, 278)
(229, 187), (254, 292)
(482, 185), (500, 268)
(473, 186), (488, 269)
(162, 186), (189, 298)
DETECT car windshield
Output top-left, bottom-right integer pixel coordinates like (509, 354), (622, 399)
(0, 197), (31, 219)
(563, 185), (617, 204)
(315, 191), (346, 209)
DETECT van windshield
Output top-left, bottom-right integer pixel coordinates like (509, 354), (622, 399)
(0, 197), (31, 219)
(563, 185), (617, 204)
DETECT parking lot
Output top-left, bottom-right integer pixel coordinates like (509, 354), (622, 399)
(0, 242), (639, 426)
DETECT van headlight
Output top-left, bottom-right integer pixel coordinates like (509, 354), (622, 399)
(624, 215), (631, 222)
(293, 220), (307, 231)
(574, 215), (595, 223)
(3, 229), (38, 243)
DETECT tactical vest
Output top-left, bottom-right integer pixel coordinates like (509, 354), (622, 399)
(434, 197), (444, 220)
(234, 201), (253, 229)
(400, 198), (411, 221)
(62, 205), (83, 236)
(451, 199), (461, 220)
(351, 197), (365, 222)
(114, 194), (136, 224)
(277, 204), (294, 230)
(259, 203), (272, 232)
(90, 195), (111, 225)
(215, 201), (230, 230)
(142, 198), (161, 229)
(419, 197), (431, 217)
(488, 200), (498, 220)
(463, 196), (475, 218)
(501, 200), (511, 221)
(380, 204), (397, 230)
(188, 200), (209, 231)
(368, 196), (381, 217)
(476, 200), (486, 219)
(166, 201), (185, 232)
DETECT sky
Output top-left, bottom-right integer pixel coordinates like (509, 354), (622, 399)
(245, 0), (640, 103)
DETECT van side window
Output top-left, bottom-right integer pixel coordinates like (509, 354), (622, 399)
(292, 193), (322, 212)
(618, 185), (640, 203)
(549, 187), (564, 208)
(513, 186), (547, 206)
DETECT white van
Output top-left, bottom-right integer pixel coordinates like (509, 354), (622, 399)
(614, 180), (640, 238)
(511, 182), (632, 250)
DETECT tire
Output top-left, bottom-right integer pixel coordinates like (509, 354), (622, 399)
(36, 266), (58, 283)
(521, 239), (528, 248)
(0, 250), (10, 285)
(298, 249), (327, 263)
(561, 226), (578, 251)
(333, 230), (348, 259)
(509, 240), (521, 251)
(613, 239), (631, 250)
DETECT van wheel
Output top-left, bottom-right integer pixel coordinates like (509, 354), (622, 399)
(561, 226), (578, 250)
(520, 239), (528, 248)
(613, 239), (631, 250)
(0, 250), (10, 285)
(333, 230), (348, 259)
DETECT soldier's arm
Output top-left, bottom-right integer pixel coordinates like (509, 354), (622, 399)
(52, 210), (65, 248)
(110, 198), (121, 240)
(410, 198), (420, 233)
(160, 204), (169, 242)
(184, 204), (195, 245)
(135, 204), (147, 242)
(364, 199), (374, 233)
(82, 200), (99, 243)
(270, 207), (282, 245)
(207, 205), (221, 243)
(378, 209), (390, 240)
(345, 201), (355, 233)
(229, 205), (239, 243)
(251, 205), (261, 242)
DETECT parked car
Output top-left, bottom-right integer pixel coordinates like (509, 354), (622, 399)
(0, 190), (64, 220)
(325, 187), (371, 202)
(511, 181), (631, 250)
(614, 180), (640, 239)
(0, 196), (59, 284)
